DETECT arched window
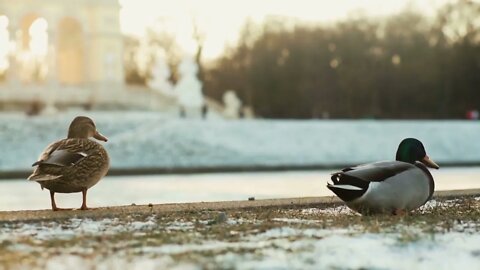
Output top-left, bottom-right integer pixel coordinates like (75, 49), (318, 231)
(19, 15), (48, 83)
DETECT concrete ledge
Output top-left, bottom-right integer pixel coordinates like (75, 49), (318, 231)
(1, 189), (479, 223)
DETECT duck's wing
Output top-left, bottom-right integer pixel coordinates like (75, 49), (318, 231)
(327, 161), (414, 202)
(33, 149), (87, 167)
(32, 140), (88, 167)
(28, 140), (86, 182)
(338, 161), (413, 183)
(31, 141), (63, 166)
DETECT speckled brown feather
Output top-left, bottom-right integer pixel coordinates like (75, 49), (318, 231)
(28, 138), (109, 193)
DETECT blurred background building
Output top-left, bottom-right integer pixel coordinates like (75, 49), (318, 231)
(0, 0), (196, 115)
(0, 0), (478, 119)
(0, 0), (129, 110)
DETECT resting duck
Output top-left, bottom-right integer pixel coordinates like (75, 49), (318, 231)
(28, 116), (110, 211)
(327, 138), (439, 215)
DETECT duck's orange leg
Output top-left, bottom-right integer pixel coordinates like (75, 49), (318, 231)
(80, 189), (91, 210)
(50, 191), (71, 211)
(50, 190), (58, 211)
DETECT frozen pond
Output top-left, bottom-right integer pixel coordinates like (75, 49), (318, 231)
(1, 167), (479, 211)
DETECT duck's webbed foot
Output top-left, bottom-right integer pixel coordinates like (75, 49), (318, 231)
(52, 207), (73, 211)
(392, 208), (408, 216)
(79, 206), (94, 210)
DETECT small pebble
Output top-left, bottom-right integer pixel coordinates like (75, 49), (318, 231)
(148, 203), (153, 207)
(208, 212), (228, 225)
(216, 212), (228, 223)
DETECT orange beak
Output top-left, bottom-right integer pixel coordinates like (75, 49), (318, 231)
(93, 131), (108, 142)
(422, 155), (439, 169)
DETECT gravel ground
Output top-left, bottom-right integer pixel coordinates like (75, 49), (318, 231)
(1, 190), (479, 270)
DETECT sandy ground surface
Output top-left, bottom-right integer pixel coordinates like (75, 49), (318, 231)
(1, 189), (479, 270)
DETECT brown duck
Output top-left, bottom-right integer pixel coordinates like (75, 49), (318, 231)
(28, 116), (110, 211)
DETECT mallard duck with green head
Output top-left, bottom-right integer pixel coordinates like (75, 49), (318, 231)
(28, 116), (110, 211)
(327, 138), (439, 215)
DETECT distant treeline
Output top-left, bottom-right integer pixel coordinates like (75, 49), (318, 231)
(202, 1), (479, 119)
(125, 0), (479, 119)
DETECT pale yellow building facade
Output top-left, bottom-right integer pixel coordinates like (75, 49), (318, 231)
(0, 0), (220, 114)
(0, 0), (163, 110)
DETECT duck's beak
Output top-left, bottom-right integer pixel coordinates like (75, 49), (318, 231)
(93, 131), (108, 142)
(422, 155), (439, 169)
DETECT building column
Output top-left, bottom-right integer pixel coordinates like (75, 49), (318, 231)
(7, 18), (19, 86)
(43, 15), (59, 111)
(46, 28), (57, 86)
(82, 31), (91, 86)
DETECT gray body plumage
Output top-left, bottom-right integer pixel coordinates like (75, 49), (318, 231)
(328, 161), (434, 215)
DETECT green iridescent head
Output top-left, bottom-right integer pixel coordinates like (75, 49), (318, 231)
(395, 138), (439, 169)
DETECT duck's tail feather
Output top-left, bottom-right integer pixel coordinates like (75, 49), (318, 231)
(327, 183), (367, 202)
(327, 173), (369, 202)
(328, 184), (363, 191)
(27, 174), (62, 181)
(32, 160), (43, 167)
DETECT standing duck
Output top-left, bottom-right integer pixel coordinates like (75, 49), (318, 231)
(28, 116), (110, 211)
(327, 138), (439, 215)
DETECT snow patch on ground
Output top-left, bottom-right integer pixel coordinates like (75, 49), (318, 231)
(14, 226), (479, 270)
(0, 216), (160, 242)
(165, 221), (195, 231)
(271, 218), (320, 224)
(1, 202), (480, 270)
(301, 205), (357, 216)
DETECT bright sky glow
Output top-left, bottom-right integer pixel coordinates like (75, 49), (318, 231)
(119, 0), (451, 59)
(0, 15), (9, 71)
(28, 18), (48, 57)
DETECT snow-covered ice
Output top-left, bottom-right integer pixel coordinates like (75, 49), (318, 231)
(1, 111), (480, 171)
